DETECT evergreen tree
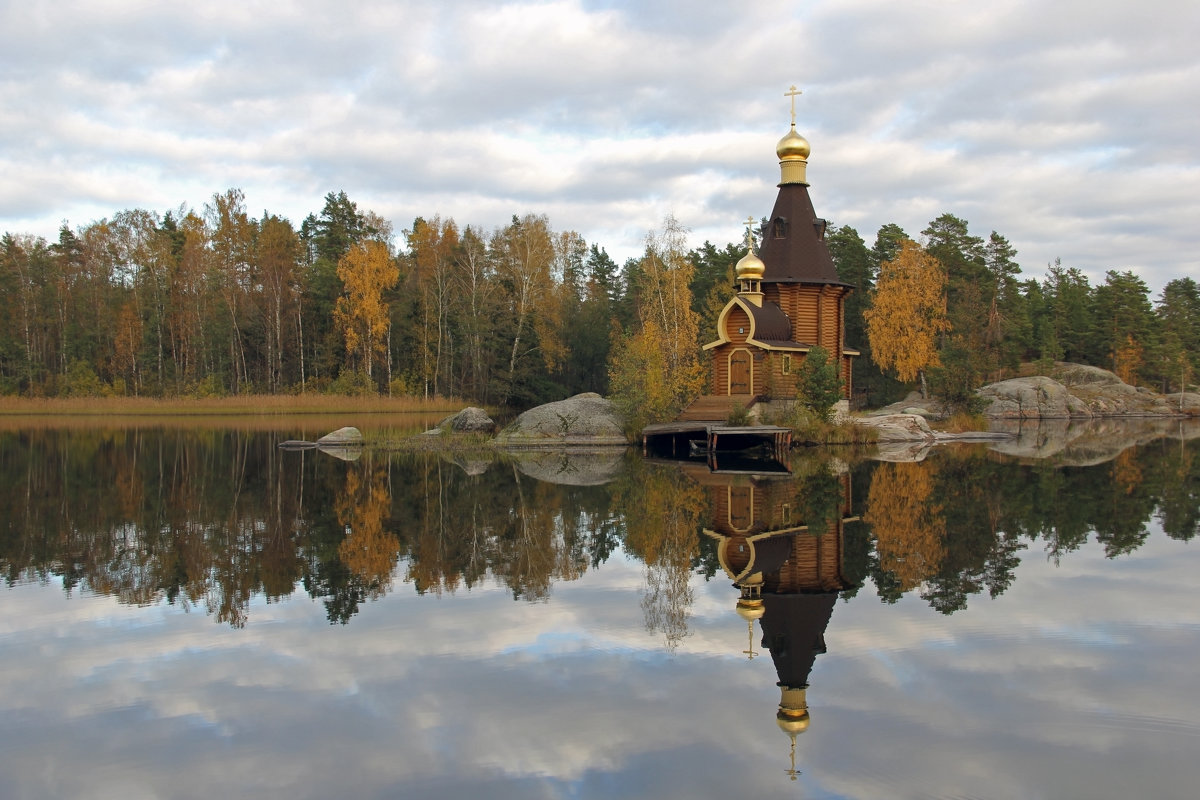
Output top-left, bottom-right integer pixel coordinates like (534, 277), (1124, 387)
(1156, 277), (1200, 393)
(1090, 270), (1155, 383)
(795, 345), (843, 421)
(1040, 261), (1093, 364)
(871, 223), (908, 265)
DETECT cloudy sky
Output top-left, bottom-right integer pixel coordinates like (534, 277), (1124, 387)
(3, 0), (1198, 293)
(4, 530), (1200, 798)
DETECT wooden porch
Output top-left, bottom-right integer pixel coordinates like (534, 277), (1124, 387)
(676, 393), (758, 422)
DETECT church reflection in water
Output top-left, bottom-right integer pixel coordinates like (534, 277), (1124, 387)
(692, 463), (857, 780)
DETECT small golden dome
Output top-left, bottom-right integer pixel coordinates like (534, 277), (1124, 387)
(776, 125), (811, 161)
(777, 709), (811, 735)
(736, 598), (765, 622)
(735, 249), (765, 280)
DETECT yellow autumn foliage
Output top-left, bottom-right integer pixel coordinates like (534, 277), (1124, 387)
(337, 467), (399, 598)
(865, 461), (945, 592)
(1113, 333), (1143, 385)
(335, 240), (399, 377)
(865, 240), (950, 384)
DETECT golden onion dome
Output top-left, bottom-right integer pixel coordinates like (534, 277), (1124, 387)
(776, 125), (811, 161)
(777, 709), (811, 735)
(736, 598), (765, 622)
(735, 249), (765, 280)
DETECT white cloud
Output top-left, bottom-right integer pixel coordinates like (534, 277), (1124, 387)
(2, 0), (1198, 290)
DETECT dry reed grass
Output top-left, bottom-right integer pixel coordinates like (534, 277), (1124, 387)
(0, 394), (464, 417)
(0, 395), (469, 435)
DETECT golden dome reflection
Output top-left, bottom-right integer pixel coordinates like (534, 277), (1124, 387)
(736, 597), (766, 622)
(776, 709), (811, 735)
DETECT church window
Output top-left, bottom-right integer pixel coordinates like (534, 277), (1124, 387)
(772, 217), (788, 239)
(781, 354), (792, 374)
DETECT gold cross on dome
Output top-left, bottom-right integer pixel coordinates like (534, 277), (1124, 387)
(785, 85), (803, 126)
(744, 215), (757, 249)
(743, 619), (758, 660)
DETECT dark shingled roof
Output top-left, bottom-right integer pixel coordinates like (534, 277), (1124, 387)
(745, 300), (793, 341)
(735, 300), (810, 349)
(757, 183), (852, 287)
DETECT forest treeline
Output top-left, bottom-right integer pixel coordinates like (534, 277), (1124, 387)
(2, 189), (1196, 409)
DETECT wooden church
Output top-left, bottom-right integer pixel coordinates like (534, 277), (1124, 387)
(691, 89), (856, 420)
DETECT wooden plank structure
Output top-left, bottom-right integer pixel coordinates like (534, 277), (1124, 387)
(641, 420), (792, 472)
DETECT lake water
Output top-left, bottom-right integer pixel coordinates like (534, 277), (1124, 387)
(2, 421), (1199, 799)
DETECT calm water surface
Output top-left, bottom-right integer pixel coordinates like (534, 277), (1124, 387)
(2, 422), (1199, 799)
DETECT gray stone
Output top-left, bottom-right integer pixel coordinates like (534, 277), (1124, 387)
(1165, 392), (1200, 414)
(436, 407), (496, 434)
(854, 413), (936, 441)
(494, 393), (628, 446)
(978, 376), (1081, 419)
(1052, 363), (1128, 388)
(977, 366), (1192, 419)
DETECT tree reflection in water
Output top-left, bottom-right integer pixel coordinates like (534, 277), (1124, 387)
(1, 427), (1198, 629)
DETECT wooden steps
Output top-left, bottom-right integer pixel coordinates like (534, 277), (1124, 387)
(677, 394), (756, 422)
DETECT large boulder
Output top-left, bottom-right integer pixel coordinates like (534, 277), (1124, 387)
(979, 366), (1190, 418)
(494, 393), (628, 446)
(1052, 363), (1129, 388)
(978, 376), (1089, 419)
(1048, 363), (1187, 415)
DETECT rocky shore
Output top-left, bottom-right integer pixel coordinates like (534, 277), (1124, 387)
(404, 364), (1197, 456)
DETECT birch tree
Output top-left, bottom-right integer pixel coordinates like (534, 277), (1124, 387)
(335, 240), (399, 379)
(492, 214), (554, 404)
(865, 239), (950, 397)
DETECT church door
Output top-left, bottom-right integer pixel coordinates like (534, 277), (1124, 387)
(729, 486), (754, 531)
(729, 349), (751, 394)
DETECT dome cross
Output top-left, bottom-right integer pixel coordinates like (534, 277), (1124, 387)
(785, 85), (803, 126)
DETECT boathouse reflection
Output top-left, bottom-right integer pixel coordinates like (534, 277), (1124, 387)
(696, 463), (857, 779)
